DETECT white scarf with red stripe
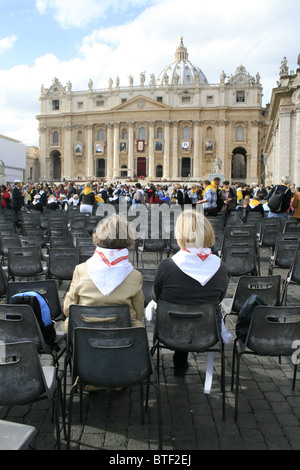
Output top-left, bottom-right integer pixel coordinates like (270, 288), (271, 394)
(172, 247), (221, 286)
(86, 247), (133, 296)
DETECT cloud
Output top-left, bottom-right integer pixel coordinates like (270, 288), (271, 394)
(0, 35), (17, 54)
(35, 0), (151, 28)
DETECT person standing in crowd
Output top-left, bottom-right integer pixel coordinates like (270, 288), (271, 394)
(220, 181), (237, 215)
(134, 183), (146, 206)
(292, 187), (300, 222)
(197, 177), (220, 216)
(267, 176), (292, 220)
(0, 185), (11, 211)
(11, 179), (24, 226)
(152, 210), (228, 376)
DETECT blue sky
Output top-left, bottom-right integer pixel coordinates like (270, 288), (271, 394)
(0, 0), (299, 146)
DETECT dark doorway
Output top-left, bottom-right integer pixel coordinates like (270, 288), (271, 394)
(232, 148), (247, 180)
(50, 150), (61, 180)
(96, 159), (106, 178)
(181, 157), (191, 177)
(137, 157), (147, 177)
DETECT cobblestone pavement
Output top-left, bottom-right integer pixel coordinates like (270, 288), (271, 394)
(1, 245), (300, 451)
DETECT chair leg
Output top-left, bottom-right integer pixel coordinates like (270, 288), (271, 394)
(140, 384), (145, 424)
(234, 352), (241, 422)
(292, 363), (298, 391)
(231, 338), (238, 391)
(67, 379), (78, 450)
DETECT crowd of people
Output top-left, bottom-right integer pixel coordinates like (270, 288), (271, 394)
(1, 177), (299, 223)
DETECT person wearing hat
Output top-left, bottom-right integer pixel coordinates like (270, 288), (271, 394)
(12, 179), (24, 226)
(31, 194), (44, 212)
(47, 194), (59, 211)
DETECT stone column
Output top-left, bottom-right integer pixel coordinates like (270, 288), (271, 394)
(128, 122), (134, 179)
(193, 120), (200, 178)
(113, 122), (120, 178)
(86, 124), (94, 178)
(249, 120), (260, 183)
(217, 119), (227, 176)
(39, 126), (48, 180)
(172, 121), (178, 178)
(107, 124), (113, 178)
(64, 124), (72, 179)
(148, 121), (155, 179)
(163, 121), (170, 179)
(278, 111), (292, 179)
(295, 106), (300, 186)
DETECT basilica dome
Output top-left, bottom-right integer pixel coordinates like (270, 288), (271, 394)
(156, 38), (209, 86)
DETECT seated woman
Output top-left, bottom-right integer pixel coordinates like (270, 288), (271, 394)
(236, 195), (264, 222)
(152, 210), (228, 376)
(63, 214), (144, 332)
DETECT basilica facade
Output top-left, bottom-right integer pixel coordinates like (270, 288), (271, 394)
(36, 39), (265, 183)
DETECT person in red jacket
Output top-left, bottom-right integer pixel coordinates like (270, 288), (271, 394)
(0, 185), (11, 211)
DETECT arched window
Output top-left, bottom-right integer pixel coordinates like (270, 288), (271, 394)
(122, 128), (128, 140)
(77, 130), (83, 141)
(206, 126), (213, 138)
(138, 127), (146, 140)
(98, 129), (105, 141)
(183, 126), (190, 139)
(157, 127), (163, 139)
(236, 126), (244, 141)
(53, 131), (59, 145)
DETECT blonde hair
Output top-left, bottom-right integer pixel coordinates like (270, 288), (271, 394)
(93, 214), (134, 249)
(175, 210), (215, 249)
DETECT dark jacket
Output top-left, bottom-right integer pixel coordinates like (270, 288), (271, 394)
(12, 186), (24, 211)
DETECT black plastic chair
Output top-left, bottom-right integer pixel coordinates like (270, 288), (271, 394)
(6, 279), (64, 321)
(49, 237), (74, 248)
(67, 327), (162, 450)
(151, 300), (225, 420)
(281, 248), (300, 305)
(0, 304), (65, 369)
(222, 275), (281, 322)
(0, 420), (38, 450)
(0, 234), (20, 265)
(7, 246), (46, 281)
(79, 244), (95, 263)
(0, 341), (66, 449)
(231, 305), (300, 421)
(65, 304), (132, 374)
(48, 248), (79, 282)
(259, 218), (283, 250)
(269, 235), (300, 275)
(222, 244), (259, 277)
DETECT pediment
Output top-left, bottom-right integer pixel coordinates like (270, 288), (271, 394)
(113, 95), (171, 112)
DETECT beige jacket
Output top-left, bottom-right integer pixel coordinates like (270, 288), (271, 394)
(292, 192), (300, 219)
(63, 263), (144, 331)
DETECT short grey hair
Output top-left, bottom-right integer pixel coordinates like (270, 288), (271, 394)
(282, 176), (291, 184)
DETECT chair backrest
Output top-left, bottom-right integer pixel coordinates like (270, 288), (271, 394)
(273, 236), (300, 269)
(283, 220), (300, 233)
(246, 306), (300, 356)
(49, 237), (74, 248)
(72, 327), (153, 388)
(0, 304), (45, 351)
(290, 249), (300, 283)
(155, 300), (219, 352)
(0, 341), (46, 405)
(231, 275), (281, 313)
(222, 245), (257, 276)
(68, 304), (132, 347)
(6, 280), (62, 320)
(223, 225), (257, 241)
(0, 235), (20, 256)
(8, 247), (43, 278)
(48, 248), (79, 280)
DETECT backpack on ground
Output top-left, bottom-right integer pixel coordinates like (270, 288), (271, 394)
(268, 186), (289, 213)
(9, 291), (57, 349)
